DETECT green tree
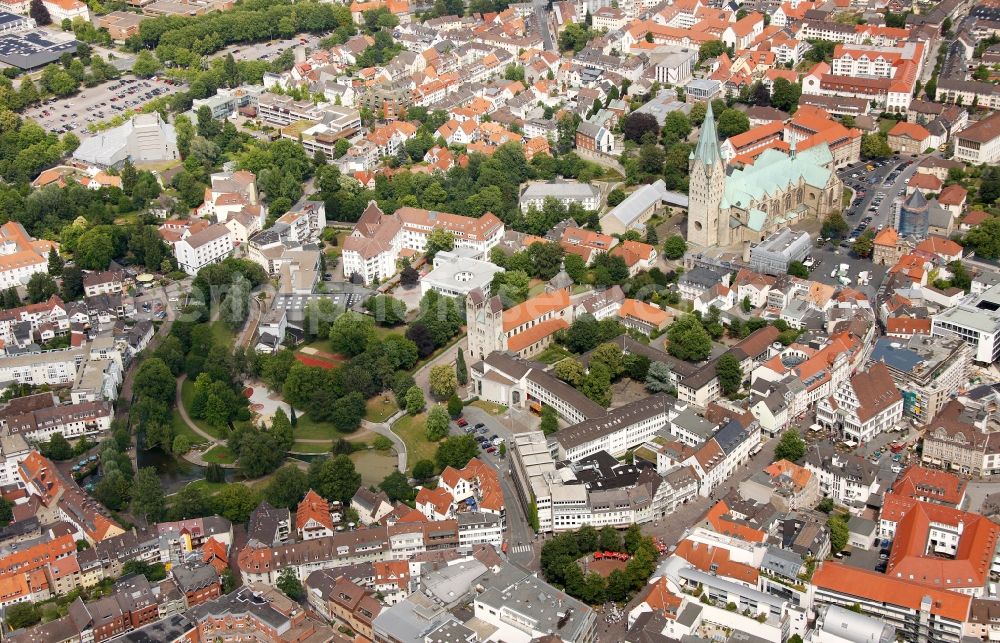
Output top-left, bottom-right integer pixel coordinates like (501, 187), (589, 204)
(328, 311), (377, 357)
(770, 78), (802, 112)
(380, 470), (415, 503)
(663, 235), (687, 259)
(828, 514), (849, 553)
(429, 364), (457, 399)
(590, 342), (624, 379)
(861, 133), (891, 159)
(455, 348), (467, 386)
(308, 455), (362, 504)
(447, 393), (463, 419)
(132, 50), (160, 78)
(540, 405), (558, 435)
(554, 358), (585, 387)
(741, 295), (752, 313)
(425, 228), (455, 261)
(662, 111), (692, 142)
(27, 273), (57, 303)
(265, 465), (309, 508)
(405, 386), (425, 415)
(412, 459), (435, 480)
(5, 602), (40, 629)
(699, 40), (726, 61)
(716, 108), (750, 138)
(581, 361), (612, 407)
(852, 230), (875, 258)
(425, 404), (450, 441)
(667, 314), (712, 362)
(774, 429), (806, 462)
(277, 568), (305, 601)
(365, 295), (407, 326)
(787, 261), (809, 278)
(213, 484), (261, 523)
(435, 434), (479, 470)
(817, 497), (835, 513)
(716, 353), (743, 396)
(42, 433), (72, 460)
(0, 497), (12, 527)
(47, 248), (63, 276)
(821, 213), (849, 240)
(131, 467), (165, 523)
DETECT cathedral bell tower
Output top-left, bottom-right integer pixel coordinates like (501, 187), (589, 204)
(687, 101), (727, 248)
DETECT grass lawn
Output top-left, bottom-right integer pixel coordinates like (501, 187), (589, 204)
(535, 344), (574, 365)
(365, 396), (398, 423)
(469, 400), (508, 415)
(210, 320), (235, 348)
(290, 441), (333, 454)
(351, 450), (398, 486)
(392, 413), (438, 473)
(878, 118), (899, 134)
(374, 325), (406, 340)
(171, 410), (210, 447)
(296, 337), (331, 353)
(179, 380), (228, 439)
(178, 479), (230, 496)
(293, 414), (353, 441)
(202, 445), (236, 464)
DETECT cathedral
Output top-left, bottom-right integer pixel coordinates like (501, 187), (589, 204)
(686, 103), (844, 249)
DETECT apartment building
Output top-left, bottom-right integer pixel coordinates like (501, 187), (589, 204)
(173, 223), (233, 276)
(1, 398), (112, 442)
(812, 562), (970, 643)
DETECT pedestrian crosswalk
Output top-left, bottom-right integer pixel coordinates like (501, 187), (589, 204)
(511, 544), (533, 554)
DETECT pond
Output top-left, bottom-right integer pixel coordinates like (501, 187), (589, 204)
(137, 447), (234, 495)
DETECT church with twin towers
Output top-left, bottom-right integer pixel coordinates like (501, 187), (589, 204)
(686, 103), (844, 249)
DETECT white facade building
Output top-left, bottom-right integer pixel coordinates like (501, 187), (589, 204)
(173, 224), (234, 276)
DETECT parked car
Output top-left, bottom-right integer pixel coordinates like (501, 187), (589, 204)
(456, 417), (468, 427)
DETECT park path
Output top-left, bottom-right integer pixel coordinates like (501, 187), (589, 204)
(175, 374), (223, 444)
(364, 410), (407, 472)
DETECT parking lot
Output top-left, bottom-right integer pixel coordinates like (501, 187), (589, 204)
(21, 75), (182, 134)
(214, 33), (324, 64)
(132, 279), (189, 322)
(836, 155), (920, 239)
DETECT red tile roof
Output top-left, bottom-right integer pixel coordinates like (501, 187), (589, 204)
(891, 465), (966, 506)
(813, 561), (972, 622)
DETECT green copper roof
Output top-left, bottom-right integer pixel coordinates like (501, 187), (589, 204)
(690, 101), (723, 168)
(723, 144), (834, 210)
(748, 209), (768, 231)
